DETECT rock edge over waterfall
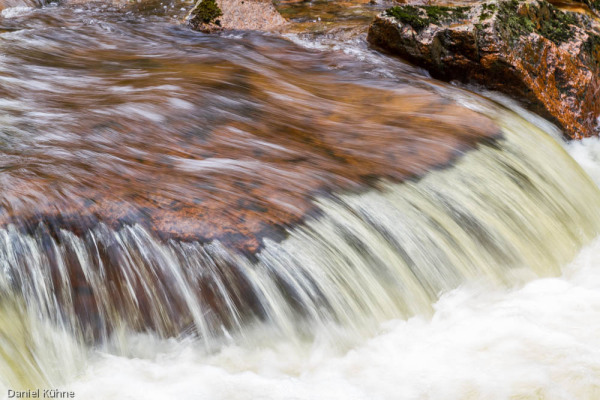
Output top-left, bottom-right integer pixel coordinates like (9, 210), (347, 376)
(367, 0), (600, 139)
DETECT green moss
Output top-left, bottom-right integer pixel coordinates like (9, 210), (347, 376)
(584, 33), (600, 52)
(583, 33), (600, 63)
(386, 6), (429, 31)
(482, 2), (498, 11)
(539, 8), (577, 44)
(386, 4), (470, 31)
(497, 0), (577, 45)
(479, 2), (497, 20)
(424, 5), (451, 21)
(387, 0), (578, 44)
(386, 6), (428, 30)
(497, 1), (534, 41)
(191, 0), (223, 26)
(425, 5), (471, 23)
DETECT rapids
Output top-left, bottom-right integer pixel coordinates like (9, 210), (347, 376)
(1, 1), (600, 399)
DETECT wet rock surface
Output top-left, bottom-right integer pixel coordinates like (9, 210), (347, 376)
(555, 0), (600, 15)
(0, 0), (502, 339)
(0, 5), (503, 257)
(188, 0), (286, 32)
(367, 0), (600, 139)
(0, 80), (501, 255)
(0, 0), (40, 11)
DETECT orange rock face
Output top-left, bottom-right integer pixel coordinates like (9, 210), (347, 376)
(367, 0), (600, 139)
(0, 81), (500, 254)
(0, 76), (500, 337)
(0, 3), (504, 338)
(0, 12), (502, 314)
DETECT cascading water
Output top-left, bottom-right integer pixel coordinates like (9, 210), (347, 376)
(2, 1), (600, 399)
(2, 97), (600, 394)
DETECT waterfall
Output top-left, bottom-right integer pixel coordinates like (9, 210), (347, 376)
(2, 106), (599, 390)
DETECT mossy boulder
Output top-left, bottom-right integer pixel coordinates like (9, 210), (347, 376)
(385, 5), (472, 31)
(368, 0), (600, 139)
(188, 0), (286, 32)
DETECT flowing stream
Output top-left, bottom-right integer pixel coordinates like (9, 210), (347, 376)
(2, 1), (600, 399)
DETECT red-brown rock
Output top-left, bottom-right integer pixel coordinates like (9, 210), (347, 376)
(367, 0), (600, 139)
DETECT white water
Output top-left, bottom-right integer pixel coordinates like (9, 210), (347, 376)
(39, 139), (600, 400)
(66, 242), (600, 400)
(1, 7), (600, 397)
(0, 108), (594, 399)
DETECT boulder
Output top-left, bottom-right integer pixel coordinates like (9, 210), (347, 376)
(0, 78), (501, 338)
(0, 86), (501, 255)
(188, 0), (286, 32)
(367, 0), (600, 139)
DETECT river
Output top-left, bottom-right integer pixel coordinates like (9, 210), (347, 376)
(1, 1), (600, 398)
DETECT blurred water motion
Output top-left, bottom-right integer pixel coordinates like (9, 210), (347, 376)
(1, 1), (600, 395)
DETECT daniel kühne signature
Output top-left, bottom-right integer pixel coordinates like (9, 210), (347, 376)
(7, 389), (76, 399)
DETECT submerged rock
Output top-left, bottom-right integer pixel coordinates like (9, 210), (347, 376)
(0, 0), (40, 11)
(367, 0), (600, 139)
(0, 84), (500, 255)
(188, 0), (286, 32)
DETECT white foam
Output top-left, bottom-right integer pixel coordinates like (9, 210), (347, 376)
(61, 235), (600, 400)
(58, 119), (600, 400)
(1, 6), (33, 19)
(567, 136), (600, 188)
